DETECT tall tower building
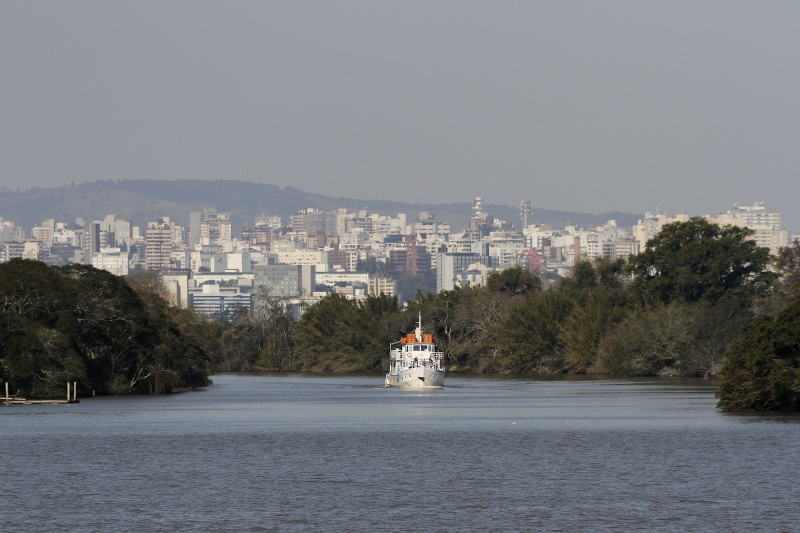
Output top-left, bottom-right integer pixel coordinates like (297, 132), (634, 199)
(145, 219), (172, 272)
(83, 222), (101, 265)
(189, 211), (202, 249)
(521, 200), (532, 228)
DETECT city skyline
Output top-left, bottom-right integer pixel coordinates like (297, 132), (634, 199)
(1, 2), (799, 229)
(1, 191), (792, 320)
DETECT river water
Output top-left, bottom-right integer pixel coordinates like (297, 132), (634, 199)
(2, 374), (799, 532)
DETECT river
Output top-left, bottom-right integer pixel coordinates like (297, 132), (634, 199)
(2, 374), (799, 532)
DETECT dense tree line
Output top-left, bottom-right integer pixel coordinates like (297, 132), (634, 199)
(0, 260), (210, 398)
(5, 217), (798, 411)
(204, 218), (800, 411)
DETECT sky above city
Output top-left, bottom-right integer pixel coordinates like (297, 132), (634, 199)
(1, 1), (799, 230)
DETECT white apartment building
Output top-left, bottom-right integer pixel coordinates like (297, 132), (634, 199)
(255, 213), (282, 229)
(633, 204), (789, 256)
(0, 221), (25, 243)
(31, 220), (54, 247)
(706, 203), (788, 255)
(145, 220), (171, 272)
(277, 250), (329, 266)
(316, 271), (369, 288)
(633, 212), (690, 246)
(92, 247), (129, 277)
(339, 231), (371, 248)
(368, 275), (397, 297)
(601, 240), (640, 261)
(163, 273), (189, 308)
(271, 239), (306, 252)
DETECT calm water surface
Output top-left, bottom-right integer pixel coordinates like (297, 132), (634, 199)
(2, 374), (799, 532)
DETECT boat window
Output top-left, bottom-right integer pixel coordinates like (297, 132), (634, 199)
(413, 345), (420, 351)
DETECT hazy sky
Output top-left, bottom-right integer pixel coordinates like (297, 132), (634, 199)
(1, 1), (799, 230)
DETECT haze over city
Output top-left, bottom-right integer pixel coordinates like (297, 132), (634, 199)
(1, 1), (799, 230)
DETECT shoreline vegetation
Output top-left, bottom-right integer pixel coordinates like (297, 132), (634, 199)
(2, 218), (799, 411)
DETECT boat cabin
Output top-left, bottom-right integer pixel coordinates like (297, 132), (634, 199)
(389, 332), (443, 372)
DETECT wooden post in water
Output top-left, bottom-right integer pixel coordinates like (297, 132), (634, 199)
(5, 382), (8, 401)
(67, 382), (70, 402)
(73, 382), (77, 401)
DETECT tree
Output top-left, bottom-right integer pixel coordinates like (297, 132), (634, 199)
(494, 289), (573, 373)
(486, 266), (542, 296)
(405, 286), (512, 372)
(716, 290), (800, 411)
(597, 303), (751, 377)
(627, 218), (775, 305)
(559, 286), (630, 372)
(775, 239), (800, 288)
(292, 293), (400, 372)
(0, 259), (210, 397)
(555, 258), (630, 372)
(251, 286), (296, 370)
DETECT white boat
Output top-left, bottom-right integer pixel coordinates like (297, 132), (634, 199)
(385, 313), (445, 388)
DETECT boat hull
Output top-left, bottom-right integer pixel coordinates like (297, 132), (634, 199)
(385, 367), (444, 388)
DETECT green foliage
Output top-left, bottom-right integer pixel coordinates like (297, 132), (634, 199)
(717, 291), (800, 411)
(556, 259), (630, 372)
(627, 218), (775, 305)
(597, 303), (751, 377)
(0, 260), (210, 398)
(404, 286), (511, 372)
(251, 286), (296, 370)
(145, 228), (787, 383)
(486, 266), (542, 296)
(559, 287), (630, 371)
(494, 289), (573, 373)
(775, 239), (800, 288)
(292, 293), (400, 372)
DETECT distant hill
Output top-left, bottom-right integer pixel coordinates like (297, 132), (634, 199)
(0, 179), (641, 232)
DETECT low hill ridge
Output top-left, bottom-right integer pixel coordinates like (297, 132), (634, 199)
(0, 179), (640, 231)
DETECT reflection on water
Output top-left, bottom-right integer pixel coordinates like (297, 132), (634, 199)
(2, 374), (799, 532)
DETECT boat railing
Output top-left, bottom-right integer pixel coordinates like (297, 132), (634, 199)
(389, 352), (445, 370)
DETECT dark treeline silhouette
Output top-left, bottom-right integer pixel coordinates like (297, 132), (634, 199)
(0, 260), (210, 398)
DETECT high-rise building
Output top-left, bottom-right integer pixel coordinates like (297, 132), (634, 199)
(388, 235), (431, 276)
(145, 219), (172, 272)
(633, 212), (690, 247)
(255, 213), (282, 229)
(290, 208), (339, 237)
(83, 222), (101, 265)
(189, 211), (202, 249)
(0, 241), (25, 262)
(253, 264), (316, 298)
(369, 275), (398, 297)
(92, 248), (129, 277)
(189, 206), (231, 247)
(521, 201), (532, 229)
(707, 203), (788, 255)
(436, 252), (480, 292)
